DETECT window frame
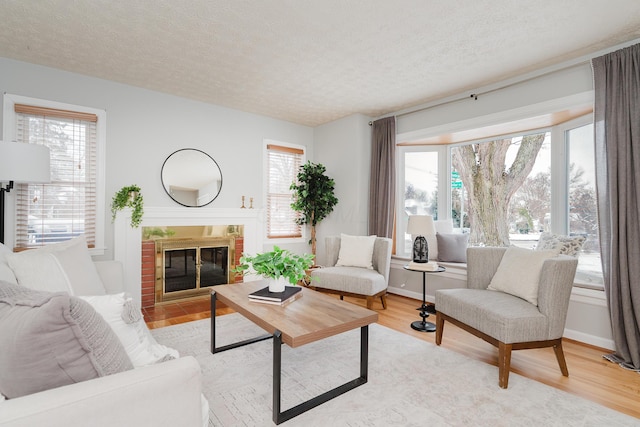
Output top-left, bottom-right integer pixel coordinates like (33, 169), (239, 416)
(263, 139), (306, 243)
(2, 94), (106, 255)
(395, 144), (448, 258)
(397, 112), (601, 289)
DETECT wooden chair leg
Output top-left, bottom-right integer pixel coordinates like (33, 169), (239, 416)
(435, 313), (444, 345)
(498, 342), (512, 388)
(366, 296), (373, 309)
(553, 339), (569, 377)
(380, 294), (387, 309)
(339, 295), (344, 300)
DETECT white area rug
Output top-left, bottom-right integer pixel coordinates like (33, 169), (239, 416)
(152, 314), (638, 426)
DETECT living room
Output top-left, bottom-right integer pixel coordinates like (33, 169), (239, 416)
(1, 2), (640, 426)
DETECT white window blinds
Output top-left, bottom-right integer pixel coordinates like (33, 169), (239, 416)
(266, 144), (303, 239)
(14, 104), (98, 248)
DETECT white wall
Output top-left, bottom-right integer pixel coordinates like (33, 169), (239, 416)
(313, 114), (371, 265)
(0, 57), (313, 258)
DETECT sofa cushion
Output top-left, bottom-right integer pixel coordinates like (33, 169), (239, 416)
(311, 266), (386, 296)
(487, 246), (557, 306)
(80, 293), (179, 367)
(0, 280), (132, 399)
(336, 234), (377, 269)
(0, 243), (17, 285)
(436, 233), (469, 263)
(5, 235), (106, 295)
(536, 232), (586, 256)
(436, 288), (548, 343)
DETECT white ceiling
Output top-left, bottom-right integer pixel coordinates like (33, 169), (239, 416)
(1, 1), (639, 127)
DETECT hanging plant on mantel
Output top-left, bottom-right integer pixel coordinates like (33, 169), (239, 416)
(111, 185), (144, 228)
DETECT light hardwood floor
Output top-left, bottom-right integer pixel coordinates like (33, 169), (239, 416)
(144, 292), (640, 420)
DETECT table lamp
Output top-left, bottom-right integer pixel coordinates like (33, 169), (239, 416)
(407, 215), (436, 263)
(0, 141), (51, 244)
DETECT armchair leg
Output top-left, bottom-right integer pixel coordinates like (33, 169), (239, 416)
(435, 313), (444, 345)
(553, 339), (569, 377)
(366, 296), (373, 309)
(380, 294), (387, 309)
(498, 342), (512, 389)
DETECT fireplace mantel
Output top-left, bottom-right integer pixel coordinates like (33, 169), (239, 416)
(114, 207), (264, 305)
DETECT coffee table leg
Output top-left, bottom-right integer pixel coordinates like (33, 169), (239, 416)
(273, 325), (369, 425)
(210, 291), (271, 354)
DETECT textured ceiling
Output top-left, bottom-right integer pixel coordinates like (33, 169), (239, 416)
(1, 1), (639, 127)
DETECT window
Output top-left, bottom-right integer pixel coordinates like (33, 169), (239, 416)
(265, 142), (305, 239)
(4, 95), (106, 252)
(399, 113), (602, 289)
(397, 148), (440, 256)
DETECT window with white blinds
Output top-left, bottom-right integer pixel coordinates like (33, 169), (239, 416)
(266, 143), (304, 239)
(14, 104), (98, 248)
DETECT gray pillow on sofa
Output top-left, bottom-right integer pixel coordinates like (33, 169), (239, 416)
(436, 233), (469, 263)
(0, 280), (133, 398)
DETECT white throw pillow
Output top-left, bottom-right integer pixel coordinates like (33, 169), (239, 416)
(5, 235), (105, 295)
(336, 234), (377, 269)
(487, 246), (557, 306)
(80, 293), (179, 367)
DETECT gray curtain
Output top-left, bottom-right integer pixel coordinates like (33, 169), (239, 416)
(368, 117), (396, 238)
(592, 43), (640, 370)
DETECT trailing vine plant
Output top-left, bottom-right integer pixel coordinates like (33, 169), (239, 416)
(111, 185), (144, 228)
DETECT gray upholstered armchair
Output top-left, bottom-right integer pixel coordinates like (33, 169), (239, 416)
(309, 235), (392, 309)
(435, 246), (578, 388)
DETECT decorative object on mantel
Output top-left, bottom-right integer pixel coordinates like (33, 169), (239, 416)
(240, 195), (246, 209)
(232, 246), (314, 292)
(290, 161), (338, 263)
(249, 197), (253, 209)
(111, 185), (144, 228)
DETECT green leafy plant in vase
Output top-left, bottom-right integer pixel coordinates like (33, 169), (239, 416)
(111, 185), (144, 228)
(233, 246), (314, 292)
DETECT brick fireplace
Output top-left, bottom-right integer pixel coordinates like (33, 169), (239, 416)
(114, 207), (263, 308)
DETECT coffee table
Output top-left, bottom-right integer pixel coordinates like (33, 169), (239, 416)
(211, 281), (378, 425)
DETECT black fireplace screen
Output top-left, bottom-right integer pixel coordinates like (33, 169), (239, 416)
(164, 246), (229, 293)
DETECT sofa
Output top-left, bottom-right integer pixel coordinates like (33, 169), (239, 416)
(0, 237), (207, 427)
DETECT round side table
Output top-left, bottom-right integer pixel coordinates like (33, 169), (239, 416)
(403, 264), (445, 332)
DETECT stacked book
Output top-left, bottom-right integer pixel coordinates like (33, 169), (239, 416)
(248, 286), (303, 306)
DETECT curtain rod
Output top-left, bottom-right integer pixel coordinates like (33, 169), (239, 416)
(368, 58), (593, 126)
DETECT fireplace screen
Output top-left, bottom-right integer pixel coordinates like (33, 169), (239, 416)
(164, 247), (228, 293)
(155, 237), (235, 302)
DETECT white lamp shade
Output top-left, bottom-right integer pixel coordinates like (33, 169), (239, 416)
(0, 141), (51, 183)
(407, 215), (436, 236)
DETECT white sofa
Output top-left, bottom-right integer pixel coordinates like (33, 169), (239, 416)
(0, 244), (206, 427)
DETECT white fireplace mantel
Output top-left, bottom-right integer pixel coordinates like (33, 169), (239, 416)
(114, 207), (264, 305)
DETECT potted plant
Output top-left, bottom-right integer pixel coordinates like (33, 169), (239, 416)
(233, 246), (314, 292)
(111, 185), (144, 228)
(290, 161), (338, 262)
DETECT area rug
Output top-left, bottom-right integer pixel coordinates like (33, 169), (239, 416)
(151, 314), (638, 426)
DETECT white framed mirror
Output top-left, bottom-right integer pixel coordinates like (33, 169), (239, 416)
(161, 148), (223, 207)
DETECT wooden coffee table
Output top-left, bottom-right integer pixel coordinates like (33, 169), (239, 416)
(211, 281), (378, 425)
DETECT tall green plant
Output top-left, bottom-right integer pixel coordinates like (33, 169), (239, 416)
(290, 161), (338, 259)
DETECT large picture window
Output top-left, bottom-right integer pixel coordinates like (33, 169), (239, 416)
(398, 114), (601, 289)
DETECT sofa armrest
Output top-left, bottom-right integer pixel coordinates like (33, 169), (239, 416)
(94, 260), (125, 294)
(0, 356), (204, 427)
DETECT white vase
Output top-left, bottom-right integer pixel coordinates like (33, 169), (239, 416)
(268, 276), (288, 293)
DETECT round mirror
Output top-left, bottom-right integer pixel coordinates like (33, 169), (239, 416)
(161, 148), (223, 207)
